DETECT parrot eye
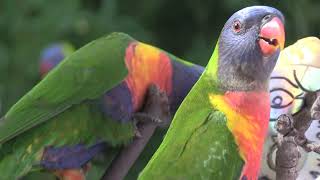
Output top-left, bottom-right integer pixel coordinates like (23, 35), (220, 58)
(232, 20), (242, 33)
(262, 14), (272, 23)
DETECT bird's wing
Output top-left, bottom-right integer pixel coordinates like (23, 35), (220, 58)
(0, 33), (133, 143)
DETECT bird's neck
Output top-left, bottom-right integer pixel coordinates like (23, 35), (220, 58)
(209, 91), (270, 179)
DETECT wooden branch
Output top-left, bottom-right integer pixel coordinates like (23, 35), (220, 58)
(101, 122), (157, 180)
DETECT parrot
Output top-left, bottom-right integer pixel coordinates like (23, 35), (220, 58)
(260, 37), (320, 180)
(38, 42), (113, 180)
(39, 42), (75, 78)
(35, 43), (104, 179)
(36, 41), (205, 180)
(139, 6), (285, 180)
(0, 33), (204, 179)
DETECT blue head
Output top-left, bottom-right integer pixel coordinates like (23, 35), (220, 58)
(39, 43), (75, 78)
(217, 6), (285, 91)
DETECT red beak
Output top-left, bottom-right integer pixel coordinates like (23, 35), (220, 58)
(258, 17), (285, 56)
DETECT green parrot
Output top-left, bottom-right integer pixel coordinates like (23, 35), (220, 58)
(35, 41), (203, 180)
(0, 33), (204, 179)
(139, 6), (285, 180)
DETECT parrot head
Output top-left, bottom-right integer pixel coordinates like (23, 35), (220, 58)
(217, 6), (285, 91)
(207, 6), (285, 179)
(39, 43), (75, 78)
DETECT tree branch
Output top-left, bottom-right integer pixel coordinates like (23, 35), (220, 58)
(102, 123), (157, 180)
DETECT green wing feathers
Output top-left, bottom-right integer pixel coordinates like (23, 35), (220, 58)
(0, 32), (134, 144)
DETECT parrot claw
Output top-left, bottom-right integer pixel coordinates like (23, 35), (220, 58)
(133, 112), (163, 124)
(132, 84), (171, 138)
(134, 126), (143, 138)
(102, 84), (171, 179)
(132, 113), (162, 138)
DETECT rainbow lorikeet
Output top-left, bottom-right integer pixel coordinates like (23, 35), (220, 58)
(0, 33), (204, 179)
(139, 6), (285, 180)
(36, 41), (205, 180)
(39, 43), (75, 78)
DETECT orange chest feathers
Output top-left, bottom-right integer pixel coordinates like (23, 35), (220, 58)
(209, 91), (270, 179)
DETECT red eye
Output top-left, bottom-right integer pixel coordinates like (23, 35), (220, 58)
(233, 20), (242, 33)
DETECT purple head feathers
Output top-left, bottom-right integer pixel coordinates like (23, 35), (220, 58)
(39, 43), (75, 78)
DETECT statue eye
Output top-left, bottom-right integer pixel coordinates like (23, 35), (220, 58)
(232, 20), (242, 33)
(270, 88), (294, 109)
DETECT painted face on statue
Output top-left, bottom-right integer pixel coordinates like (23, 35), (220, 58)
(269, 37), (320, 126)
(260, 37), (320, 180)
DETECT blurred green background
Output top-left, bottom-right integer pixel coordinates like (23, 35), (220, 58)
(0, 0), (319, 179)
(1, 0), (320, 115)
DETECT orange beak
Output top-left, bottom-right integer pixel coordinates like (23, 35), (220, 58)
(258, 17), (285, 56)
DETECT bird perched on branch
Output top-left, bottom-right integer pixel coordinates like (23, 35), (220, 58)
(139, 6), (285, 180)
(0, 33), (204, 179)
(37, 42), (200, 180)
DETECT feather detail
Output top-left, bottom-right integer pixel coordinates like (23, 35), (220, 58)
(124, 42), (173, 111)
(209, 91), (270, 180)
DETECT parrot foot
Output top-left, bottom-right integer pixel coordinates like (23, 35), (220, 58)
(132, 112), (163, 137)
(54, 168), (86, 180)
(102, 84), (171, 180)
(134, 112), (163, 124)
(132, 84), (171, 138)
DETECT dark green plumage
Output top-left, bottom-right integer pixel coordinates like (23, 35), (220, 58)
(0, 33), (135, 179)
(0, 33), (132, 143)
(0, 31), (205, 179)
